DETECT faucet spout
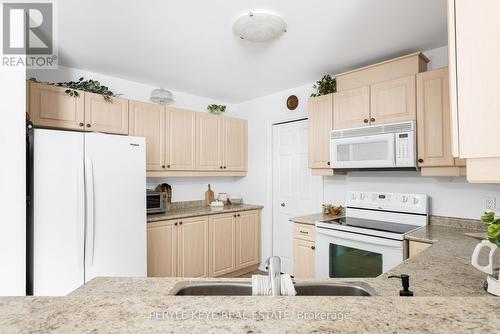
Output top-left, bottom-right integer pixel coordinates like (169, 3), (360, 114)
(266, 256), (281, 296)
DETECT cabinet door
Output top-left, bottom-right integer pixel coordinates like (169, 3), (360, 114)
(293, 239), (315, 279)
(332, 87), (370, 130)
(196, 113), (223, 170)
(308, 94), (333, 168)
(208, 213), (236, 277)
(84, 93), (129, 134)
(417, 68), (454, 167)
(129, 101), (165, 171)
(166, 108), (196, 170)
(370, 75), (416, 124)
(178, 216), (208, 278)
(451, 0), (500, 158)
(235, 210), (261, 269)
(29, 82), (85, 130)
(223, 117), (248, 171)
(147, 220), (177, 277)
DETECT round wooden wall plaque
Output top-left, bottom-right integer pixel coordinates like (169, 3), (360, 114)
(286, 95), (299, 110)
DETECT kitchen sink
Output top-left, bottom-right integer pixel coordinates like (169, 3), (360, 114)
(170, 281), (376, 296)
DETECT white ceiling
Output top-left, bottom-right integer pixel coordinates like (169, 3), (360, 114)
(57, 0), (448, 102)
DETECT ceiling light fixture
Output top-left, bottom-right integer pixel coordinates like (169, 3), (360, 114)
(150, 88), (173, 105)
(233, 12), (287, 42)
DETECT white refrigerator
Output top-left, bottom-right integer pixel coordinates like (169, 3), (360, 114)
(27, 128), (146, 296)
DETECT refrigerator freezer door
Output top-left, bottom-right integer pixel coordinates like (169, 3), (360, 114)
(33, 129), (85, 296)
(84, 133), (146, 282)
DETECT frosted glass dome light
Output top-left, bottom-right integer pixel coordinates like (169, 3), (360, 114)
(233, 12), (287, 42)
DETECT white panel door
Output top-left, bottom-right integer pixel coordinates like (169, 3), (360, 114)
(33, 129), (85, 296)
(272, 120), (323, 274)
(84, 133), (146, 282)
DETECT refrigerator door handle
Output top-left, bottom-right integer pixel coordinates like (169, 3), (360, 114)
(77, 156), (85, 269)
(85, 157), (96, 267)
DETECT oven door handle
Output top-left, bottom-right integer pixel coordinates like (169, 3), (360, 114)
(316, 227), (403, 248)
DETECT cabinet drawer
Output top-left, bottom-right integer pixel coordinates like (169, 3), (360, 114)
(293, 223), (315, 241)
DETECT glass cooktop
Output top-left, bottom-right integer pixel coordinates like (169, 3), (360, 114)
(319, 217), (421, 235)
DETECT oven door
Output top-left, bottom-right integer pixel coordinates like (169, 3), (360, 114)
(315, 226), (403, 278)
(330, 133), (396, 169)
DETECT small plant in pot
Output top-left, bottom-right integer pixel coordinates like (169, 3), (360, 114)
(207, 104), (226, 114)
(310, 74), (337, 97)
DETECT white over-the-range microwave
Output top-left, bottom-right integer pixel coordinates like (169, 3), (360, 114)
(329, 121), (416, 169)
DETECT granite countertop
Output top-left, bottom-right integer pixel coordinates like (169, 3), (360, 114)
(2, 217), (499, 332)
(289, 213), (342, 225)
(147, 204), (264, 222)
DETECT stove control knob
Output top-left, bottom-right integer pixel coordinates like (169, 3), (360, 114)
(351, 193), (357, 200)
(360, 193), (365, 200)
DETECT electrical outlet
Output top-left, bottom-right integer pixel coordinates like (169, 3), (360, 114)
(485, 197), (496, 211)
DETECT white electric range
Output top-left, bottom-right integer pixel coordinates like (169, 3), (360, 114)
(315, 191), (428, 279)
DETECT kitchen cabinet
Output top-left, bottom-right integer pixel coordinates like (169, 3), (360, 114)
(292, 222), (315, 279)
(333, 87), (370, 130)
(177, 216), (209, 278)
(235, 210), (261, 269)
(208, 213), (236, 277)
(29, 82), (129, 135)
(147, 220), (177, 277)
(293, 239), (315, 279)
(448, 0), (500, 182)
(166, 107), (196, 170)
(409, 240), (431, 258)
(196, 113), (222, 170)
(417, 68), (466, 176)
(147, 210), (261, 278)
(308, 94), (333, 175)
(84, 93), (129, 134)
(223, 117), (248, 171)
(370, 75), (416, 125)
(129, 101), (165, 171)
(29, 82), (85, 131)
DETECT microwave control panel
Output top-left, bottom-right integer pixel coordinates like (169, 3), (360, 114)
(395, 131), (415, 167)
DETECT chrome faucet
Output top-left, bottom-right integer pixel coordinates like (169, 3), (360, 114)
(266, 256), (281, 296)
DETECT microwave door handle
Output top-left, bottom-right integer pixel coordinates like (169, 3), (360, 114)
(390, 134), (396, 167)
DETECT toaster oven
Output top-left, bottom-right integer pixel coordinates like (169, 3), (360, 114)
(146, 190), (168, 214)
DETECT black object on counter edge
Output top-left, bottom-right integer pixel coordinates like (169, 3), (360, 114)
(388, 274), (414, 296)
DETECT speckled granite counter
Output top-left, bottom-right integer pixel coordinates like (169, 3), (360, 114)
(147, 204), (263, 222)
(289, 213), (342, 225)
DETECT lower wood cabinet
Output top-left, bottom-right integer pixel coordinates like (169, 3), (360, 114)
(292, 222), (316, 279)
(148, 210), (261, 278)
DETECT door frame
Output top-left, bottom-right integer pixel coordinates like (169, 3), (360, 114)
(271, 117), (323, 274)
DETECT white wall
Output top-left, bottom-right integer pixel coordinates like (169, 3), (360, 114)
(233, 46), (500, 263)
(29, 66), (243, 200)
(0, 66), (26, 296)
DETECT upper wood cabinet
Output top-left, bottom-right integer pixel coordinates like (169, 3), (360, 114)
(166, 108), (196, 170)
(370, 75), (416, 125)
(235, 210), (261, 269)
(208, 213), (236, 277)
(223, 117), (248, 171)
(129, 101), (165, 171)
(196, 113), (222, 170)
(84, 93), (129, 134)
(417, 68), (454, 167)
(29, 82), (85, 131)
(448, 0), (500, 182)
(308, 94), (333, 168)
(177, 216), (209, 278)
(333, 86), (370, 130)
(147, 220), (177, 277)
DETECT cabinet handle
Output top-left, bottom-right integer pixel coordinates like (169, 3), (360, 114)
(174, 222), (178, 226)
(327, 161), (330, 166)
(233, 214), (237, 217)
(79, 122), (84, 127)
(370, 118), (375, 123)
(299, 230), (309, 234)
(220, 166), (223, 169)
(86, 124), (91, 128)
(418, 159), (424, 163)
(167, 165), (171, 168)
(162, 165), (166, 169)
(363, 119), (369, 123)
(179, 222), (183, 225)
(223, 166), (227, 169)
(311, 246), (316, 250)
(237, 214), (240, 217)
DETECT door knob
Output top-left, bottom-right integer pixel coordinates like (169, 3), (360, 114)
(281, 203), (285, 207)
(363, 119), (369, 123)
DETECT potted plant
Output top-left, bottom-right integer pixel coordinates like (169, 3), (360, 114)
(481, 211), (500, 246)
(207, 104), (226, 114)
(310, 74), (337, 97)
